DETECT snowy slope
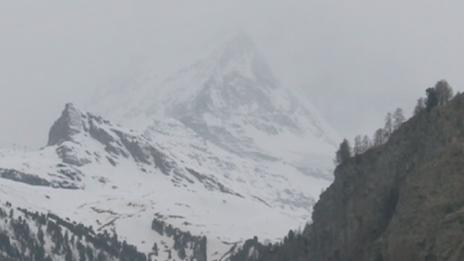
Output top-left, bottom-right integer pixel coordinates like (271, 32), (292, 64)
(94, 33), (339, 179)
(0, 33), (339, 260)
(0, 103), (330, 260)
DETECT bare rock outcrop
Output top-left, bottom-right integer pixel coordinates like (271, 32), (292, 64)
(232, 93), (464, 261)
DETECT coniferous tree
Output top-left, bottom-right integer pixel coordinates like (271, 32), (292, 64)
(373, 128), (386, 146)
(38, 227), (45, 245)
(426, 87), (438, 111)
(435, 80), (454, 106)
(287, 230), (295, 241)
(152, 242), (158, 256)
(426, 80), (454, 111)
(353, 135), (363, 155)
(414, 97), (426, 115)
(393, 108), (405, 130)
(335, 139), (352, 165)
(384, 113), (393, 138)
(362, 135), (371, 152)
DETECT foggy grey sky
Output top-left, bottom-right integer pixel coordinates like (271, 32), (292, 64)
(1, 1), (464, 148)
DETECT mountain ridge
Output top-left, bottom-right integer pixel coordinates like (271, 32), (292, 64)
(0, 34), (339, 260)
(92, 33), (339, 179)
(231, 89), (464, 261)
(0, 101), (331, 260)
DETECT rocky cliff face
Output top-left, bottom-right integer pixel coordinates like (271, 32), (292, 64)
(307, 93), (464, 261)
(47, 103), (182, 177)
(233, 93), (464, 261)
(48, 103), (85, 146)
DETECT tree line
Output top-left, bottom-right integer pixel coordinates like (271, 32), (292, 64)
(336, 80), (454, 165)
(229, 229), (310, 261)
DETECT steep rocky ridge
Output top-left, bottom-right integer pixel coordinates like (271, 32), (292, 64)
(48, 103), (176, 173)
(306, 93), (464, 261)
(232, 93), (464, 261)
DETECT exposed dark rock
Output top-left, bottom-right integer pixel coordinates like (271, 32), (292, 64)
(112, 130), (151, 164)
(232, 93), (464, 261)
(304, 93), (464, 261)
(48, 103), (85, 146)
(44, 103), (248, 194)
(150, 147), (177, 175)
(0, 168), (82, 190)
(0, 168), (50, 187)
(186, 168), (243, 197)
(56, 142), (91, 166)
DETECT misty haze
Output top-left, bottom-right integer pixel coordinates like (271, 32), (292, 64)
(1, 1), (464, 261)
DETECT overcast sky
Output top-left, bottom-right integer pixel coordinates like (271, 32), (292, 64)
(1, 0), (464, 148)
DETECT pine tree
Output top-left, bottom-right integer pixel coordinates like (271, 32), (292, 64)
(426, 80), (454, 111)
(362, 135), (371, 152)
(426, 87), (439, 111)
(384, 113), (393, 138)
(435, 80), (454, 106)
(373, 128), (386, 146)
(353, 135), (363, 155)
(37, 227), (45, 245)
(414, 98), (426, 115)
(152, 242), (158, 256)
(393, 108), (405, 130)
(335, 139), (352, 165)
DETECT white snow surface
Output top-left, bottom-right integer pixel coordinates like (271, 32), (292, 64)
(0, 33), (338, 260)
(93, 33), (339, 179)
(0, 111), (329, 260)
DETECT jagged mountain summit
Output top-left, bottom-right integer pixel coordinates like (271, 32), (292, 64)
(0, 102), (330, 260)
(93, 33), (339, 179)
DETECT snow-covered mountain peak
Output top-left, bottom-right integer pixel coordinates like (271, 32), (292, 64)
(0, 35), (340, 260)
(206, 32), (276, 88)
(48, 103), (86, 146)
(162, 33), (278, 112)
(153, 36), (338, 173)
(91, 33), (339, 178)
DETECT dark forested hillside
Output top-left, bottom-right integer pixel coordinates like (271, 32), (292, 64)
(0, 200), (209, 261)
(0, 202), (146, 261)
(151, 217), (207, 261)
(232, 84), (464, 261)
